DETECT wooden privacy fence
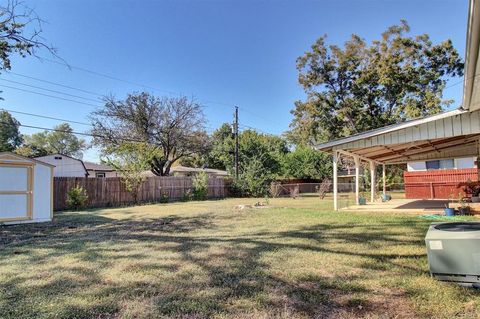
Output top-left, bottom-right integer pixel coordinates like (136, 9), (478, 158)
(53, 176), (227, 211)
(404, 168), (479, 199)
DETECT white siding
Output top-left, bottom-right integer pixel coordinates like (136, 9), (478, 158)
(32, 164), (52, 222)
(407, 161), (427, 171)
(87, 170), (118, 178)
(36, 155), (87, 177)
(456, 157), (477, 169)
(407, 157), (477, 171)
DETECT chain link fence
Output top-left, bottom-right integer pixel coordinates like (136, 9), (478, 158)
(271, 181), (406, 210)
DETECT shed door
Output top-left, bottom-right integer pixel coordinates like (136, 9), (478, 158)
(0, 165), (33, 222)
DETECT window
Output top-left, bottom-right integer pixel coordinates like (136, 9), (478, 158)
(426, 159), (455, 170)
(439, 159), (454, 169)
(54, 156), (63, 160)
(426, 160), (440, 170)
(96, 172), (106, 178)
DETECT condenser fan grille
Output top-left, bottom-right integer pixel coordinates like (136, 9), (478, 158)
(434, 222), (480, 232)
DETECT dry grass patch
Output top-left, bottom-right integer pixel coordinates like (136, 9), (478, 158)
(1, 197), (480, 318)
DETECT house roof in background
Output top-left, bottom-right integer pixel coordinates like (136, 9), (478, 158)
(84, 161), (115, 171)
(171, 165), (229, 176)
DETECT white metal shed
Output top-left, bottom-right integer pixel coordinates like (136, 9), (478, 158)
(0, 152), (54, 224)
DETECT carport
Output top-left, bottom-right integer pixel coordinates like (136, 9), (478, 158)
(316, 109), (480, 210)
(316, 0), (480, 211)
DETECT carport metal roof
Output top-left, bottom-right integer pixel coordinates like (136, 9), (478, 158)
(315, 109), (480, 164)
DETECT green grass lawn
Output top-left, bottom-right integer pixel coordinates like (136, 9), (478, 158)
(1, 197), (480, 319)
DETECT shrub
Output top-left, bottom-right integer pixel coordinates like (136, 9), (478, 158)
(192, 171), (209, 200)
(233, 156), (275, 197)
(182, 189), (193, 202)
(66, 186), (88, 210)
(159, 192), (169, 203)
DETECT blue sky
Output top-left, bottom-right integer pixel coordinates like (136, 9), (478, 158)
(2, 0), (469, 162)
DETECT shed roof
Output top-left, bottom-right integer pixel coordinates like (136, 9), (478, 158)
(0, 152), (56, 167)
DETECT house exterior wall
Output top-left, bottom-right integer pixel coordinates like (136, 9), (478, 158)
(87, 170), (118, 178)
(36, 155), (87, 177)
(407, 157), (477, 172)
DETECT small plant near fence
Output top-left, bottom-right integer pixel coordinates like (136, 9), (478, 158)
(66, 186), (88, 210)
(182, 189), (193, 202)
(192, 171), (209, 200)
(159, 192), (169, 203)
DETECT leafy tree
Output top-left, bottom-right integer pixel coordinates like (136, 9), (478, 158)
(213, 128), (288, 174)
(282, 146), (332, 180)
(0, 0), (57, 74)
(233, 155), (276, 197)
(0, 110), (22, 151)
(202, 123), (234, 170)
(288, 20), (464, 145)
(237, 130), (288, 176)
(105, 142), (154, 204)
(14, 143), (48, 157)
(66, 186), (88, 210)
(20, 123), (87, 158)
(91, 93), (209, 176)
(192, 171), (209, 200)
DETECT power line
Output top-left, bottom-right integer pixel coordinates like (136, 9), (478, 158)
(0, 108), (91, 126)
(40, 56), (180, 96)
(0, 120), (151, 144)
(5, 71), (104, 97)
(0, 107), (218, 132)
(39, 56), (272, 119)
(5, 66), (275, 128)
(0, 78), (102, 103)
(0, 76), (273, 130)
(0, 120), (220, 144)
(0, 82), (275, 133)
(0, 84), (103, 108)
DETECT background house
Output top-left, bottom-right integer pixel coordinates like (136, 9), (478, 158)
(171, 166), (229, 177)
(142, 165), (229, 178)
(36, 154), (118, 178)
(36, 154), (88, 178)
(84, 161), (118, 178)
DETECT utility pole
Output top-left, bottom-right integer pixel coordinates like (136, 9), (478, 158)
(233, 106), (239, 179)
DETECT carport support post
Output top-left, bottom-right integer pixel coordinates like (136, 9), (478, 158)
(333, 150), (338, 211)
(370, 161), (376, 203)
(382, 164), (386, 195)
(354, 155), (360, 205)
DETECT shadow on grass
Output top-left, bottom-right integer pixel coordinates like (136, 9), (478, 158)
(0, 211), (431, 318)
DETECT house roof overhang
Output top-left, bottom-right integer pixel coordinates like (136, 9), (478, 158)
(315, 109), (480, 164)
(464, 0), (480, 111)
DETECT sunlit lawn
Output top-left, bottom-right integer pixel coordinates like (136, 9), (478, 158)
(1, 196), (480, 318)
